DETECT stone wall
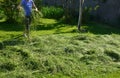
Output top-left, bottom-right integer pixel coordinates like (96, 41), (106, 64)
(42, 0), (120, 26)
(96, 0), (120, 26)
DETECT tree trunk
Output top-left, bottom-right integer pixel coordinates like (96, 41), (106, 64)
(78, 0), (84, 31)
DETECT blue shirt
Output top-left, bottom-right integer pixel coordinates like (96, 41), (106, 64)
(21, 0), (33, 16)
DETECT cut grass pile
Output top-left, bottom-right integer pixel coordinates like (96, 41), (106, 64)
(0, 18), (120, 78)
(0, 33), (120, 78)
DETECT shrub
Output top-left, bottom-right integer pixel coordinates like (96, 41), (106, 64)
(41, 6), (64, 19)
(82, 6), (92, 23)
(0, 0), (20, 23)
(0, 0), (42, 23)
(0, 10), (5, 20)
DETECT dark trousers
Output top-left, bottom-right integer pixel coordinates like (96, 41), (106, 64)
(25, 16), (31, 31)
(24, 15), (32, 38)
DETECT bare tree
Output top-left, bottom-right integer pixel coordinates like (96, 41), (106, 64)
(78, 0), (84, 31)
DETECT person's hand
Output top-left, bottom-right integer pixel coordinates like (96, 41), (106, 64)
(35, 8), (38, 12)
(17, 5), (22, 11)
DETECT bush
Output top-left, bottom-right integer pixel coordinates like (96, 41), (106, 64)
(0, 10), (5, 20)
(41, 6), (64, 19)
(82, 6), (92, 23)
(0, 0), (20, 23)
(0, 0), (42, 23)
(82, 5), (100, 24)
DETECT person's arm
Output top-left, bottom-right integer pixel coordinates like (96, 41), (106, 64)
(32, 0), (38, 11)
(17, 0), (22, 10)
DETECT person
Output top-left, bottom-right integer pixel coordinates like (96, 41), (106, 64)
(18, 0), (38, 39)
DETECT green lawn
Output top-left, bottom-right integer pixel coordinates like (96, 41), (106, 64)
(0, 18), (120, 78)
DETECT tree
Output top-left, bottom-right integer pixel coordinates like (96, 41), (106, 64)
(0, 0), (21, 22)
(78, 0), (84, 31)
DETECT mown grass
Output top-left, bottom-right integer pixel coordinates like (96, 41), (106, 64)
(0, 18), (120, 78)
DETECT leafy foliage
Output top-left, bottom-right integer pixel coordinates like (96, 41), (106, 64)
(41, 6), (64, 19)
(0, 0), (42, 23)
(0, 0), (21, 22)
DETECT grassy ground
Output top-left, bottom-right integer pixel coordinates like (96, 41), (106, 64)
(0, 18), (120, 78)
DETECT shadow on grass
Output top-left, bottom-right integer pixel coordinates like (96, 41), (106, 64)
(83, 22), (120, 34)
(0, 34), (24, 49)
(0, 22), (24, 31)
(34, 22), (120, 34)
(0, 20), (120, 34)
(34, 22), (67, 30)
